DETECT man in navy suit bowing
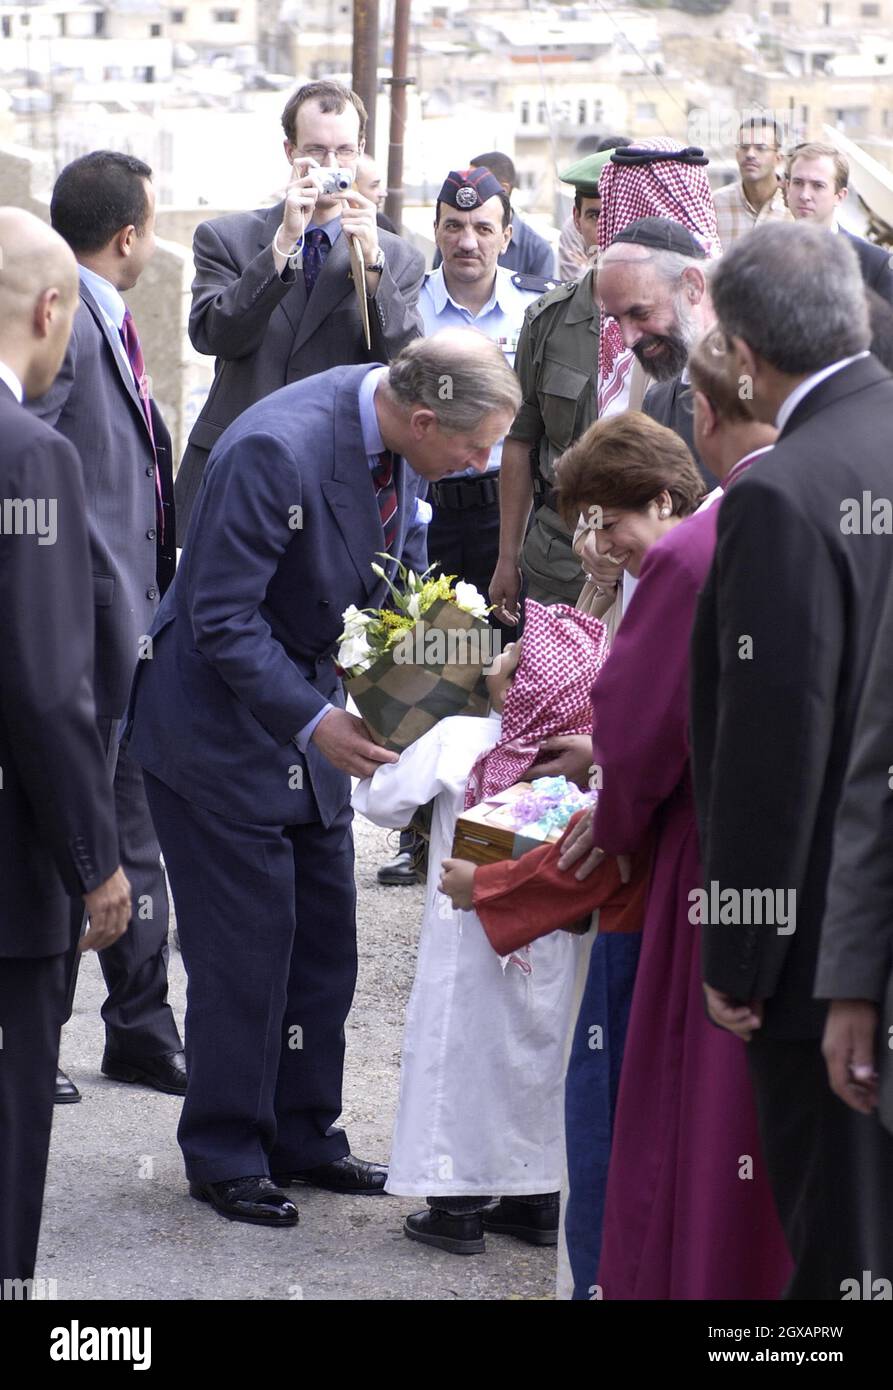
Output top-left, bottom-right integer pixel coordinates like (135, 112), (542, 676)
(126, 330), (521, 1226)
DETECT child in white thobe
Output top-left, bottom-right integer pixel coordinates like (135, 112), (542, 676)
(352, 603), (607, 1255)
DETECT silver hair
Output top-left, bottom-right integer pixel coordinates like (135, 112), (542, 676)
(598, 245), (706, 289)
(710, 223), (870, 374)
(386, 331), (522, 431)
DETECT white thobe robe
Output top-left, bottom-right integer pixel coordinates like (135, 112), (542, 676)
(352, 714), (581, 1197)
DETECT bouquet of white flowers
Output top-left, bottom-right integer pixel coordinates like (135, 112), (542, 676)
(336, 556), (497, 752)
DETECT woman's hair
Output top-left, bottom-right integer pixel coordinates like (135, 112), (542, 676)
(556, 411), (704, 528)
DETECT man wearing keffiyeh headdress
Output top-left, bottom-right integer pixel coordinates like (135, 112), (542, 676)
(596, 138), (721, 420)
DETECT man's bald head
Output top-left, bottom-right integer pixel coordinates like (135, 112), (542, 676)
(355, 153), (386, 209)
(0, 208), (78, 318)
(0, 207), (80, 397)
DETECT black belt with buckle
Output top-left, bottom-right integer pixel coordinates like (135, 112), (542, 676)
(430, 473), (500, 510)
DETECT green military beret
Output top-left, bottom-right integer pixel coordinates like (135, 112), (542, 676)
(558, 149), (615, 195)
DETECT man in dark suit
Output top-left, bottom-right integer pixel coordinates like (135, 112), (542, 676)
(30, 152), (184, 1104)
(691, 223), (893, 1298)
(174, 79), (426, 540)
(126, 332), (521, 1227)
(817, 568), (893, 1145)
(0, 207), (130, 1287)
(787, 141), (893, 304)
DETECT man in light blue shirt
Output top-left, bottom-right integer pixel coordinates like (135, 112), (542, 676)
(419, 167), (555, 592)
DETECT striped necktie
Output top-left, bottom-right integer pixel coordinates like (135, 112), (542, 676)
(120, 306), (164, 541)
(372, 450), (398, 553)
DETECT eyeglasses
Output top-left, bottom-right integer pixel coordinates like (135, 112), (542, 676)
(299, 145), (360, 163)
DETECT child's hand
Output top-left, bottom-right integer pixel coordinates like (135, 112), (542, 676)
(439, 858), (477, 910)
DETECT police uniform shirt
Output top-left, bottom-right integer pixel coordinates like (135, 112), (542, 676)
(419, 264), (552, 474)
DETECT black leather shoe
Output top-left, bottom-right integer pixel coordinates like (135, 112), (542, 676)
(101, 1048), (187, 1096)
(273, 1154), (388, 1195)
(189, 1176), (298, 1227)
(482, 1195), (560, 1246)
(54, 1068), (81, 1104)
(377, 828), (426, 886)
(404, 1208), (485, 1255)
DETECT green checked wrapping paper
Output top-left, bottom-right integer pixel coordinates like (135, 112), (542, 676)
(345, 598), (493, 753)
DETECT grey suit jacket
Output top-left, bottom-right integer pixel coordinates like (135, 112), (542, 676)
(816, 568), (893, 1133)
(28, 284), (176, 721)
(174, 201), (425, 540)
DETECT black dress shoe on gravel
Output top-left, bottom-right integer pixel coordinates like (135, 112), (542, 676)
(377, 827), (426, 886)
(273, 1154), (388, 1194)
(482, 1196), (559, 1246)
(189, 1176), (299, 1227)
(404, 1208), (485, 1255)
(101, 1048), (187, 1096)
(54, 1068), (81, 1104)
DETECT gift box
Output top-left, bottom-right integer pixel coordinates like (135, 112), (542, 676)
(452, 776), (595, 867)
(345, 597), (494, 754)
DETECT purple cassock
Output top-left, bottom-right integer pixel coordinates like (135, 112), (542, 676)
(590, 482), (792, 1300)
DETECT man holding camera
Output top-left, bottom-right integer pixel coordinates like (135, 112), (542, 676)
(174, 80), (426, 540)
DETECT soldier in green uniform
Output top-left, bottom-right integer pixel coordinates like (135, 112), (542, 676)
(490, 150), (613, 616)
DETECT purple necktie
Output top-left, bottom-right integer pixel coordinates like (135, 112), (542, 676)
(302, 228), (329, 297)
(373, 451), (398, 553)
(120, 306), (164, 541)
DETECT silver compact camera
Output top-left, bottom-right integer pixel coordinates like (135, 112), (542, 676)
(317, 168), (353, 195)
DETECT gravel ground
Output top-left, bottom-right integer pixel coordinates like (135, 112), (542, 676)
(38, 814), (556, 1301)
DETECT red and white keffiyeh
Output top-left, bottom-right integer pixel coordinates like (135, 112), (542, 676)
(596, 137), (721, 417)
(463, 601), (608, 809)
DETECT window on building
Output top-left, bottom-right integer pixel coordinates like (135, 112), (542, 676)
(104, 66), (124, 80)
(771, 1), (790, 12)
(213, 8), (240, 21)
(821, 1), (831, 21)
(593, 99), (604, 123)
(577, 98), (587, 125)
(94, 12), (105, 34)
(537, 100), (547, 124)
(2, 16), (11, 37)
(884, 108), (893, 129)
(19, 13), (30, 25)
(520, 100), (530, 125)
(635, 102), (657, 121)
(150, 22), (162, 35)
(171, 8), (186, 18)
(861, 1), (880, 12)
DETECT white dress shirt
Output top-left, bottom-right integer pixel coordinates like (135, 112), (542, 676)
(0, 359), (24, 403)
(775, 352), (870, 433)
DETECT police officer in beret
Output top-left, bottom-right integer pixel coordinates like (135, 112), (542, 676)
(419, 167), (557, 617)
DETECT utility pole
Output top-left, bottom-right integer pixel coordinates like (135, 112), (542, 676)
(384, 0), (413, 230)
(353, 0), (380, 154)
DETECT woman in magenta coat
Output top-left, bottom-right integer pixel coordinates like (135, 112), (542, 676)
(557, 397), (790, 1300)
